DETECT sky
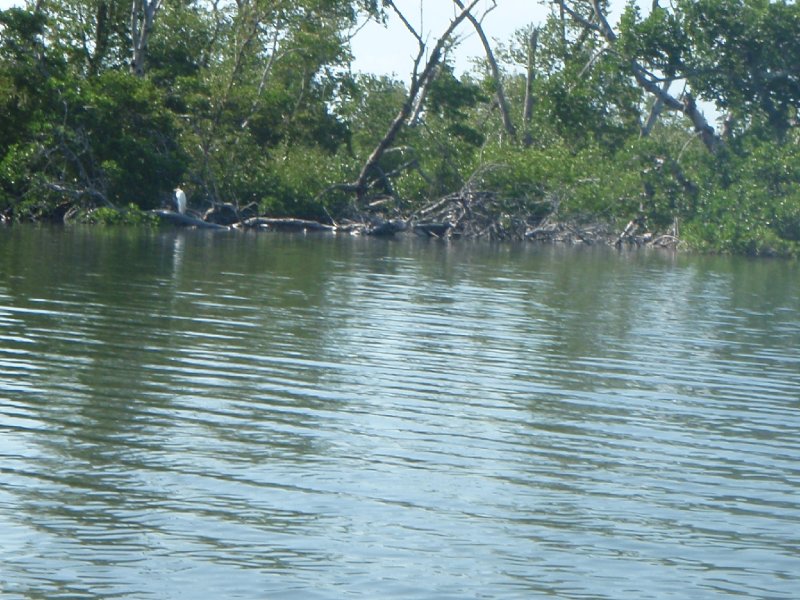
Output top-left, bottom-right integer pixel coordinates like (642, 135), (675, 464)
(350, 1), (639, 79)
(349, 0), (553, 79)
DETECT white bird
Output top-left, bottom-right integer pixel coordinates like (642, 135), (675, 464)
(174, 187), (187, 214)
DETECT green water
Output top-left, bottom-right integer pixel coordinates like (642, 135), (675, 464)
(1, 226), (798, 599)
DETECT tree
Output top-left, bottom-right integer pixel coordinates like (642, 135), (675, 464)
(41, 0), (154, 76)
(347, 0), (481, 204)
(677, 0), (800, 139)
(174, 0), (366, 207)
(500, 9), (641, 151)
(556, 0), (721, 152)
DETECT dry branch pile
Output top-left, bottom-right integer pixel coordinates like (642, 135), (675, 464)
(153, 191), (681, 250)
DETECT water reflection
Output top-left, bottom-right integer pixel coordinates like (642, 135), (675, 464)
(0, 228), (799, 599)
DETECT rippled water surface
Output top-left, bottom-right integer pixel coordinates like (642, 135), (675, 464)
(1, 226), (799, 599)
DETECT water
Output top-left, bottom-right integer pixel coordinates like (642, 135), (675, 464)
(0, 226), (798, 599)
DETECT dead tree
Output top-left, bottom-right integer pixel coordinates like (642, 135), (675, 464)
(351, 0), (482, 204)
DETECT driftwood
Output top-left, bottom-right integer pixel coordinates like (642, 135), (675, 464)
(526, 220), (612, 245)
(151, 192), (680, 249)
(413, 189), (532, 240)
(413, 222), (452, 238)
(615, 216), (644, 247)
(236, 217), (335, 232)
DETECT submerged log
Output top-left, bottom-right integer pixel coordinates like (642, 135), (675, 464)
(649, 234), (680, 249)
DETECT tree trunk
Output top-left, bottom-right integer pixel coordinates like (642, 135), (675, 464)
(640, 79), (671, 137)
(130, 0), (162, 77)
(522, 27), (539, 147)
(89, 1), (109, 76)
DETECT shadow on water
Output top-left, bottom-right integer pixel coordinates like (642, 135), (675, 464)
(0, 226), (799, 599)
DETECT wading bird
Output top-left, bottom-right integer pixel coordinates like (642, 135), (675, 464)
(174, 187), (187, 214)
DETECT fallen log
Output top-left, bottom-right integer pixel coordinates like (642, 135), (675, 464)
(151, 210), (229, 230)
(366, 219), (407, 236)
(237, 217), (335, 232)
(413, 222), (451, 238)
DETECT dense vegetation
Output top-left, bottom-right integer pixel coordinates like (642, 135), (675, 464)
(1, 0), (799, 255)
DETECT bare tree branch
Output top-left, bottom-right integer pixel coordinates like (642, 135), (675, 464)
(408, 64), (439, 125)
(241, 27), (284, 129)
(452, 0), (516, 139)
(385, 0), (423, 45)
(352, 0), (482, 201)
(641, 79), (672, 137)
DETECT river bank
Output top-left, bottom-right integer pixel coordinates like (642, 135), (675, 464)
(2, 194), (682, 252)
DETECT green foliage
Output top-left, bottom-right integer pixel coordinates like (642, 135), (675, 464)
(678, 0), (800, 138)
(517, 13), (643, 152)
(384, 67), (488, 200)
(147, 1), (214, 84)
(426, 65), (487, 147)
(0, 143), (45, 216)
(0, 9), (59, 154)
(74, 204), (159, 226)
(335, 74), (407, 156)
(618, 3), (688, 77)
(19, 71), (186, 211)
(261, 146), (352, 220)
(682, 135), (800, 255)
(76, 71), (187, 207)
